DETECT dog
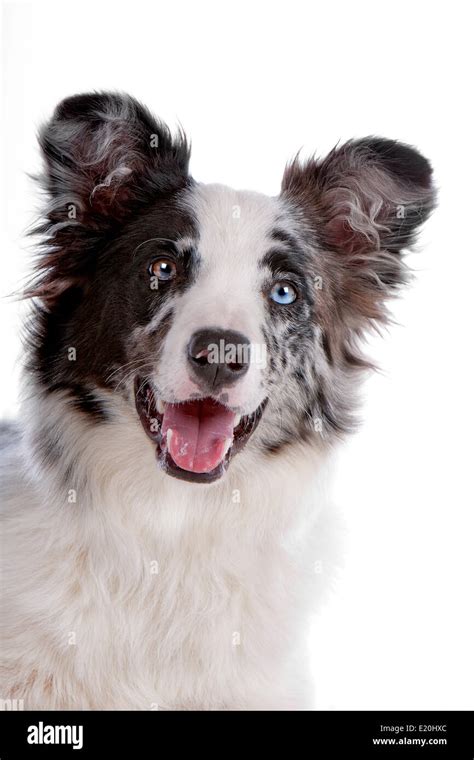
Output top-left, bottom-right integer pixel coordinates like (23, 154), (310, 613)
(0, 93), (435, 710)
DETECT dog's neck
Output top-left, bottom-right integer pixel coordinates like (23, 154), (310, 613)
(22, 382), (333, 549)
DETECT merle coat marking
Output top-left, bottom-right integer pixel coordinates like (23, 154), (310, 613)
(0, 93), (435, 709)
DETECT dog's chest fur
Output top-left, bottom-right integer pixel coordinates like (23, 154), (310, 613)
(1, 396), (334, 710)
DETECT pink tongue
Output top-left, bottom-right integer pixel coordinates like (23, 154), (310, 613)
(161, 399), (235, 474)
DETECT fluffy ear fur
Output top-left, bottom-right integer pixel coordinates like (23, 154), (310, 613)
(39, 92), (190, 223)
(281, 137), (436, 320)
(29, 92), (190, 301)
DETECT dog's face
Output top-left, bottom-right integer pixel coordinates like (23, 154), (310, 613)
(29, 93), (435, 483)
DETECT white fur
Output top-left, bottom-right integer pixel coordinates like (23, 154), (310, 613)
(152, 184), (290, 413)
(1, 184), (339, 711)
(0, 385), (338, 710)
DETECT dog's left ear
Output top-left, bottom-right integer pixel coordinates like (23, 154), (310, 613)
(281, 137), (436, 302)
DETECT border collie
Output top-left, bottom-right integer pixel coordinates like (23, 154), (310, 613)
(0, 93), (435, 710)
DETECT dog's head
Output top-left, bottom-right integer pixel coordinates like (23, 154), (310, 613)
(28, 92), (435, 483)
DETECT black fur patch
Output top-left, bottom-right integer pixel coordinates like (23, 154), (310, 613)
(26, 93), (199, 420)
(320, 331), (333, 365)
(269, 227), (301, 250)
(70, 387), (109, 421)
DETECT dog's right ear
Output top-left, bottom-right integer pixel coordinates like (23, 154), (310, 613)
(30, 92), (190, 302)
(38, 92), (190, 227)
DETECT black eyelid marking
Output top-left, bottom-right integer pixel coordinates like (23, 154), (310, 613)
(260, 248), (307, 279)
(132, 237), (182, 260)
(133, 237), (200, 262)
(267, 275), (300, 293)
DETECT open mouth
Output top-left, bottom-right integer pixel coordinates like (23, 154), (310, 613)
(134, 377), (267, 483)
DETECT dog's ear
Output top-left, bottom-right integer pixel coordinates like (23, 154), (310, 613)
(29, 92), (190, 302)
(38, 92), (190, 226)
(281, 138), (436, 318)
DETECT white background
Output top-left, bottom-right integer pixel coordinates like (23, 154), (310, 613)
(1, 0), (473, 709)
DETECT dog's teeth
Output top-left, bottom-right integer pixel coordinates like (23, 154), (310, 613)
(166, 429), (173, 450)
(233, 414), (241, 428)
(223, 437), (233, 454)
(157, 399), (165, 414)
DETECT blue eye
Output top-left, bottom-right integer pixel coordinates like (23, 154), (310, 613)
(270, 282), (297, 305)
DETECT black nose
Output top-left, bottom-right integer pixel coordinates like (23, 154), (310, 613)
(187, 328), (251, 391)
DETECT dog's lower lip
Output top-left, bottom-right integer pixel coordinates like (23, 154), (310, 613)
(162, 450), (228, 483)
(134, 377), (267, 483)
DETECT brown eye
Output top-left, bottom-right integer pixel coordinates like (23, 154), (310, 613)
(148, 258), (177, 282)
